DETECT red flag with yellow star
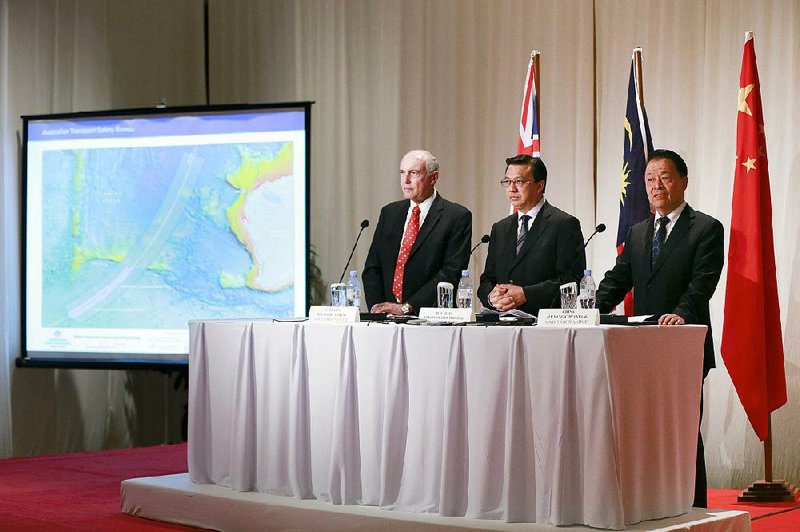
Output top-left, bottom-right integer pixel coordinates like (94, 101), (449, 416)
(721, 33), (786, 442)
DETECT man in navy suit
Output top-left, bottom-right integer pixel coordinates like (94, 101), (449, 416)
(477, 155), (585, 316)
(363, 150), (471, 315)
(596, 149), (724, 508)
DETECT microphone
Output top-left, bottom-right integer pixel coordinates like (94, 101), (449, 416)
(564, 223), (606, 281)
(469, 234), (490, 255)
(338, 219), (370, 283)
(583, 223), (606, 248)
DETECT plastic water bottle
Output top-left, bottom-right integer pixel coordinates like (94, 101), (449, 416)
(346, 270), (362, 310)
(456, 270), (473, 309)
(578, 269), (596, 309)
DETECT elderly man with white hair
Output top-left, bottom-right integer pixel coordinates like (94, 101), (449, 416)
(363, 150), (472, 315)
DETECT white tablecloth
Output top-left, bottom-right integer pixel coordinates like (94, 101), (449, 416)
(187, 321), (706, 529)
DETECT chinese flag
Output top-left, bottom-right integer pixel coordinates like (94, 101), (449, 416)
(721, 33), (787, 442)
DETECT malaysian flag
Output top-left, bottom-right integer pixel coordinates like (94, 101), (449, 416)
(617, 48), (653, 314)
(518, 51), (540, 156)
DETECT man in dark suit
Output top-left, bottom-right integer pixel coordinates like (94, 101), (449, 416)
(595, 149), (724, 508)
(363, 150), (471, 315)
(477, 155), (585, 315)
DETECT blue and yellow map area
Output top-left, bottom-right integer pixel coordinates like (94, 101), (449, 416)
(41, 142), (296, 329)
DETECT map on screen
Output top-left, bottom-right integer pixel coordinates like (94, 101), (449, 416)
(24, 106), (308, 359)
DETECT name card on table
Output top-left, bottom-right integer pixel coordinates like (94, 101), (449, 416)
(537, 308), (600, 327)
(418, 307), (475, 323)
(308, 306), (360, 323)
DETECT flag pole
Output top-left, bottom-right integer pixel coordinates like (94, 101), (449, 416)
(631, 47), (649, 161)
(739, 414), (797, 501)
(633, 47), (644, 105)
(765, 416), (772, 483)
(532, 50), (540, 150)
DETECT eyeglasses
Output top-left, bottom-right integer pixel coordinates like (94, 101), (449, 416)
(500, 178), (534, 188)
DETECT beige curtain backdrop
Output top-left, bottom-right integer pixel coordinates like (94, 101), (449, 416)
(210, 0), (595, 282)
(0, 0), (798, 490)
(0, 0), (205, 456)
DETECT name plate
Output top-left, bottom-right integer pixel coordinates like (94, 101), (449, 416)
(537, 308), (600, 327)
(308, 306), (360, 323)
(418, 307), (475, 323)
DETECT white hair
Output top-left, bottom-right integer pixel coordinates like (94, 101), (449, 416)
(404, 150), (439, 174)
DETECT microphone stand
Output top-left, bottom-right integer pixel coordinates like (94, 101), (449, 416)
(565, 224), (606, 276)
(339, 221), (370, 283)
(469, 235), (491, 256)
(584, 223), (605, 248)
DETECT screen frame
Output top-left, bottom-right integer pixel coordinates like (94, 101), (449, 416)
(19, 101), (313, 369)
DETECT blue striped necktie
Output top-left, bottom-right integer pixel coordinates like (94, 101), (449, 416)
(517, 214), (531, 255)
(651, 216), (669, 267)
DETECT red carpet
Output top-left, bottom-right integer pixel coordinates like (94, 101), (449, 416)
(0, 444), (201, 531)
(708, 488), (800, 531)
(0, 443), (797, 530)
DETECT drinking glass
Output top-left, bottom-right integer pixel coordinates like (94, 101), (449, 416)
(329, 283), (347, 306)
(437, 282), (454, 308)
(560, 282), (578, 309)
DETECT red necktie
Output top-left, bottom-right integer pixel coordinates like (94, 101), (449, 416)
(392, 206), (421, 302)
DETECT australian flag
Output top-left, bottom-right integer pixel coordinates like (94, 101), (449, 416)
(617, 49), (653, 313)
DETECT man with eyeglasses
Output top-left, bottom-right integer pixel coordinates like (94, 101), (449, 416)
(363, 150), (472, 315)
(477, 154), (585, 315)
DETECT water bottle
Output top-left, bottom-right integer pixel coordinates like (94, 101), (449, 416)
(456, 270), (473, 309)
(578, 269), (596, 309)
(346, 270), (362, 310)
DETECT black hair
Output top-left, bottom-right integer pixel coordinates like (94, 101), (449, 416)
(505, 154), (547, 185)
(648, 149), (688, 177)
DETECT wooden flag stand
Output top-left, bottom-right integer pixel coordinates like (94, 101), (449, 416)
(738, 417), (798, 502)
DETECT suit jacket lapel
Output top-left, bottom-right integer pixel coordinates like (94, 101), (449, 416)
(408, 194), (443, 259)
(650, 206), (692, 278)
(501, 213), (519, 266)
(643, 219), (655, 272)
(387, 202), (408, 264)
(511, 201), (550, 269)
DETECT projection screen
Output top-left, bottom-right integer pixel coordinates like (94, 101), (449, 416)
(21, 103), (310, 365)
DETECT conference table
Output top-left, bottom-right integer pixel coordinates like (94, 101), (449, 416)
(187, 319), (706, 529)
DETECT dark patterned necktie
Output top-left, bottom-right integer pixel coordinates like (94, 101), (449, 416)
(516, 214), (531, 255)
(651, 216), (669, 267)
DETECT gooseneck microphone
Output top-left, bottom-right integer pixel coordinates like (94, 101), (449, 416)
(469, 234), (491, 255)
(338, 219), (370, 283)
(565, 223), (606, 277)
(584, 223), (606, 248)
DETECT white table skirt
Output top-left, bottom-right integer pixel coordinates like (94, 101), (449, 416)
(187, 321), (706, 529)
